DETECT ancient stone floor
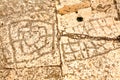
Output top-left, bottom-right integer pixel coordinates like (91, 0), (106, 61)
(0, 0), (120, 80)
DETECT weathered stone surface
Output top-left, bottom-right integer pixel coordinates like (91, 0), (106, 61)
(0, 0), (120, 80)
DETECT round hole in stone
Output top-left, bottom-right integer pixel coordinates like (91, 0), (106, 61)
(76, 16), (83, 22)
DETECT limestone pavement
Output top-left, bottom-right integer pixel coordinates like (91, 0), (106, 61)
(0, 0), (120, 80)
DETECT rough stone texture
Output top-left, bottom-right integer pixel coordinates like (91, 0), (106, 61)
(0, 0), (120, 80)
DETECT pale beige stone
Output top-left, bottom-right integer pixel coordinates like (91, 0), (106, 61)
(0, 0), (120, 80)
